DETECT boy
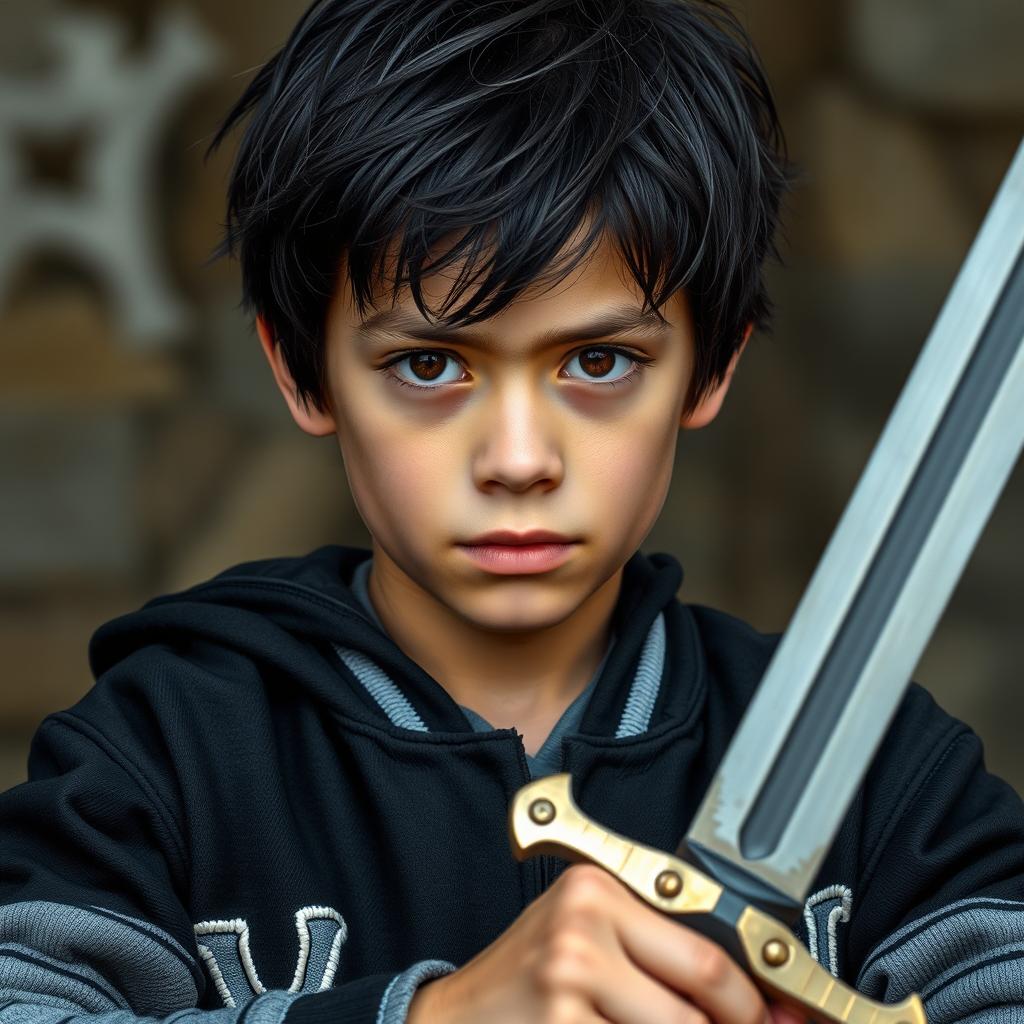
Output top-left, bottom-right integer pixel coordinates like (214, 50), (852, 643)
(2, 2), (1023, 1024)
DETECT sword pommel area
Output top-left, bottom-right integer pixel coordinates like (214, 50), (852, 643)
(509, 775), (927, 1024)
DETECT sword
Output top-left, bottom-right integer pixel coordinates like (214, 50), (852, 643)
(508, 135), (1024, 1023)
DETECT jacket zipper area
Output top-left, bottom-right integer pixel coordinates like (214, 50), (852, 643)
(512, 734), (557, 900)
(539, 852), (552, 892)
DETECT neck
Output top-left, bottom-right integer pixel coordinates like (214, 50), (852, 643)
(365, 545), (621, 750)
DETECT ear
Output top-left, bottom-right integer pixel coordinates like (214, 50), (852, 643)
(679, 322), (752, 430)
(256, 315), (337, 437)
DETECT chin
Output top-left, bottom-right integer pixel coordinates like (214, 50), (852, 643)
(454, 592), (582, 634)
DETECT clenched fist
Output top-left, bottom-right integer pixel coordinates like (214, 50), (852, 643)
(407, 863), (805, 1024)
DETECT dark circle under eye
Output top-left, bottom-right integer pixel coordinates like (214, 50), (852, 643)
(579, 349), (616, 378)
(408, 352), (446, 381)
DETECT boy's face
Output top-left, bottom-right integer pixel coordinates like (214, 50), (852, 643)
(258, 225), (742, 634)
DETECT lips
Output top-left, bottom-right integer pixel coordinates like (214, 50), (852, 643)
(461, 529), (577, 546)
(456, 539), (578, 574)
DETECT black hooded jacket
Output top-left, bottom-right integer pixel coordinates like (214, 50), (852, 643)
(2, 545), (1024, 1024)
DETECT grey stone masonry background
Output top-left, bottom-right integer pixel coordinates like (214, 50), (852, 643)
(1, 0), (1022, 806)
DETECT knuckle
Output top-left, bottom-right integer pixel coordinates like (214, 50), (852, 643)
(554, 905), (602, 939)
(539, 995), (586, 1024)
(557, 863), (614, 910)
(536, 929), (595, 994)
(690, 943), (730, 989)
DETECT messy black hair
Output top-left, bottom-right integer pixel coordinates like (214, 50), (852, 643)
(206, 0), (791, 416)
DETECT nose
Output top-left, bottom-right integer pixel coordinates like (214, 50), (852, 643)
(471, 378), (565, 494)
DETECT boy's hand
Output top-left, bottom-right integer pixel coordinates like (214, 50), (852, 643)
(407, 863), (806, 1024)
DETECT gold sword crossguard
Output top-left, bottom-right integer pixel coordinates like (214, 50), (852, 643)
(509, 774), (926, 1024)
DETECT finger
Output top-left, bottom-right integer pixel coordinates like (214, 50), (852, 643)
(609, 886), (770, 1024)
(590, 952), (738, 1024)
(547, 993), (617, 1024)
(769, 1005), (808, 1024)
(536, 907), (688, 1024)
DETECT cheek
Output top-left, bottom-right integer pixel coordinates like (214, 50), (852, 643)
(337, 411), (454, 533)
(580, 406), (679, 500)
(569, 358), (687, 490)
(577, 414), (678, 554)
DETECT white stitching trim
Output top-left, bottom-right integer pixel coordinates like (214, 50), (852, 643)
(803, 885), (853, 977)
(194, 942), (236, 1008)
(193, 917), (265, 1006)
(194, 907), (348, 1005)
(288, 905), (348, 993)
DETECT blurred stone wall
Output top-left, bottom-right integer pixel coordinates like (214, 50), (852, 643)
(1, 0), (1022, 795)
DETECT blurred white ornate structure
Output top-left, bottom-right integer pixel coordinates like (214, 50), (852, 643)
(0, 6), (219, 346)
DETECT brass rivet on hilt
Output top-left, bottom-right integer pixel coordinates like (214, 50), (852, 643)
(654, 870), (683, 899)
(528, 798), (556, 825)
(762, 939), (790, 967)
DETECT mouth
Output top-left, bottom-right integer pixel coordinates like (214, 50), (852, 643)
(455, 540), (579, 575)
(461, 529), (577, 546)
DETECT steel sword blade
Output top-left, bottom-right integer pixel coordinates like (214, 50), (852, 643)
(680, 137), (1024, 920)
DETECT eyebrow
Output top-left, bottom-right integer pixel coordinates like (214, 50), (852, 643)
(354, 303), (672, 350)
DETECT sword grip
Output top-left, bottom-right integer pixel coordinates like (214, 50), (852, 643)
(509, 774), (927, 1024)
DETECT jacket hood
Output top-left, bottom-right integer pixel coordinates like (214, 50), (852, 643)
(88, 544), (703, 741)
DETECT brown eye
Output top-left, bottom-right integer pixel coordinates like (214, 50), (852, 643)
(564, 346), (643, 385)
(408, 352), (446, 381)
(383, 350), (466, 389)
(578, 348), (616, 378)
